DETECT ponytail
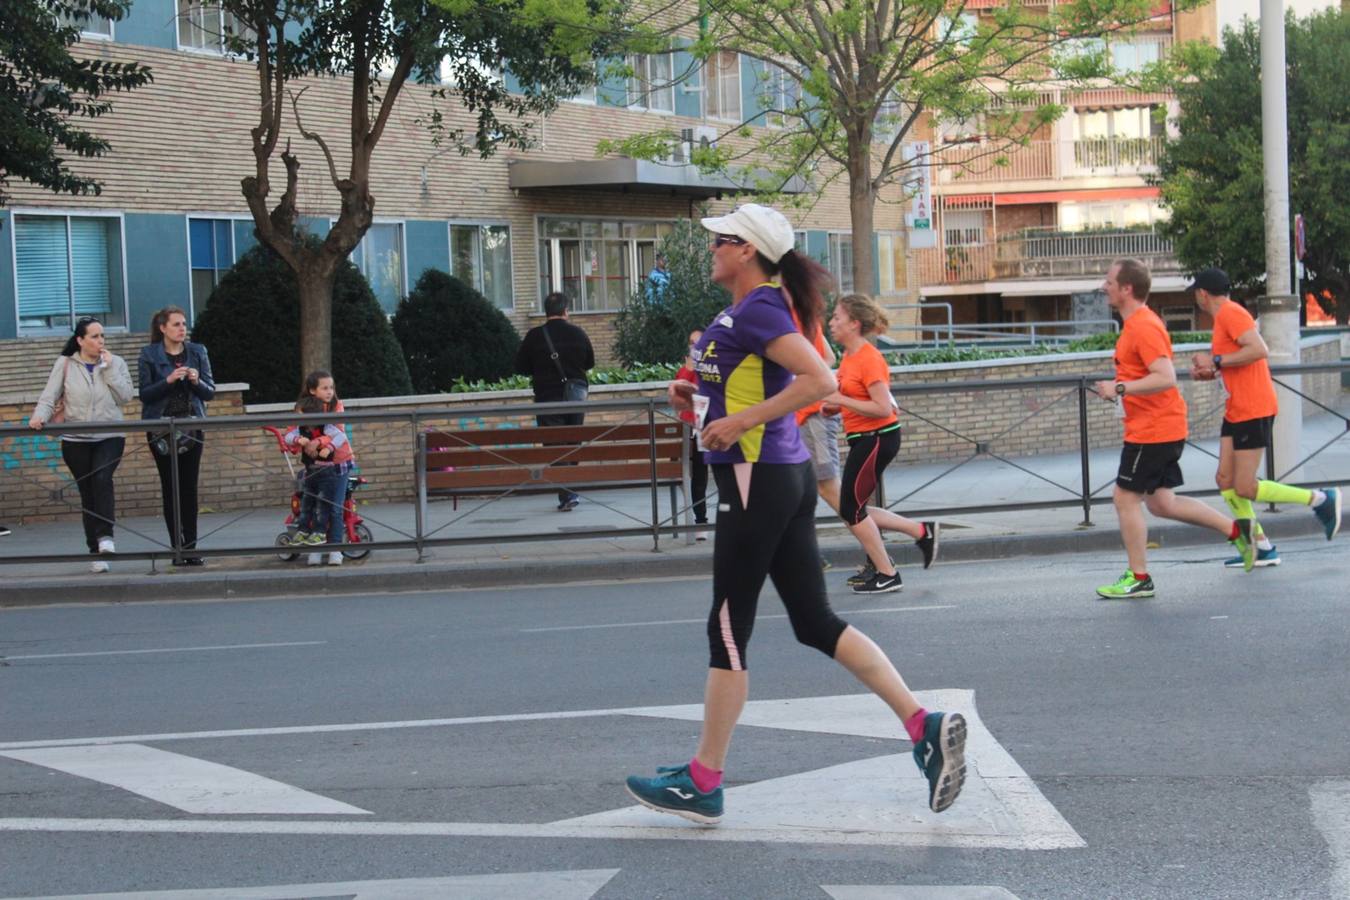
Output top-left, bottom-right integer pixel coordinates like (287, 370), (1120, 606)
(758, 249), (832, 337)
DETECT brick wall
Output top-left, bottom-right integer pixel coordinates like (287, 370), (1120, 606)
(1, 337), (1340, 525)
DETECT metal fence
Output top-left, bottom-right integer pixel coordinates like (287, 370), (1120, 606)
(0, 363), (1346, 569)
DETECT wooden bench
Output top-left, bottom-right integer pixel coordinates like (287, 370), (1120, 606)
(417, 421), (690, 541)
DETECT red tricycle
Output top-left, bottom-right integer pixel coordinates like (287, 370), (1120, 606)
(262, 426), (373, 561)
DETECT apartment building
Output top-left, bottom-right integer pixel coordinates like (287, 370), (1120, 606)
(0, 3), (917, 364)
(912, 1), (1220, 340)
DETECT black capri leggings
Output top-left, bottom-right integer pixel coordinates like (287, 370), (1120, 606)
(839, 426), (901, 525)
(707, 460), (849, 671)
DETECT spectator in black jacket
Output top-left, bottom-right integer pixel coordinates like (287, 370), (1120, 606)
(514, 292), (595, 510)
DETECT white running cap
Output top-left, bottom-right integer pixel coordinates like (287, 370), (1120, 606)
(700, 203), (795, 263)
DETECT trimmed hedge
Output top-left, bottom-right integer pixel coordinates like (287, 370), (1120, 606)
(391, 270), (520, 394)
(191, 242), (413, 403)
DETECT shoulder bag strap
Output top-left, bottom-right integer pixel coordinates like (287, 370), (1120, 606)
(540, 321), (569, 384)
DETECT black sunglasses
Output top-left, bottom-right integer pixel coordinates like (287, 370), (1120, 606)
(76, 316), (101, 329)
(712, 234), (747, 248)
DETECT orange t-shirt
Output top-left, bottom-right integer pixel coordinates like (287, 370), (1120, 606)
(790, 308), (829, 425)
(837, 341), (898, 435)
(1114, 305), (1188, 444)
(1212, 300), (1278, 424)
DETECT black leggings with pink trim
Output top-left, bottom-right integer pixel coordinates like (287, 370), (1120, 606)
(706, 460), (848, 671)
(839, 427), (901, 525)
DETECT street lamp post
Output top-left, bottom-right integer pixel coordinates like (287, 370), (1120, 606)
(1259, 0), (1302, 483)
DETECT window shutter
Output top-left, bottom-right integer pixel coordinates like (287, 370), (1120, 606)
(673, 44), (702, 118)
(70, 218), (112, 314)
(15, 217), (71, 318)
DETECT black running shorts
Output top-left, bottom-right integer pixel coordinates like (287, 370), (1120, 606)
(1116, 440), (1185, 495)
(1220, 415), (1273, 451)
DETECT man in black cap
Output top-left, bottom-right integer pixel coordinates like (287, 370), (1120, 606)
(1188, 267), (1341, 565)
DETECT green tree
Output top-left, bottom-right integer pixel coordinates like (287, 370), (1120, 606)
(1156, 10), (1350, 323)
(391, 269), (520, 393)
(614, 219), (731, 366)
(0, 0), (151, 205)
(603, 0), (1186, 295)
(221, 0), (628, 378)
(192, 242), (413, 403)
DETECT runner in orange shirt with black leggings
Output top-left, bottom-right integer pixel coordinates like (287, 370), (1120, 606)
(1092, 259), (1257, 599)
(1187, 267), (1341, 565)
(824, 294), (937, 594)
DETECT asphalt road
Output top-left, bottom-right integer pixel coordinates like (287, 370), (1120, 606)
(1, 534), (1348, 899)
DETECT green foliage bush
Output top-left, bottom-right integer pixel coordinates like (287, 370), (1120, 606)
(447, 362), (680, 394)
(614, 219), (731, 366)
(391, 270), (520, 394)
(191, 242), (413, 403)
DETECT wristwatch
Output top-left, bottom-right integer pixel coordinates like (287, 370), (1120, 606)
(1213, 355), (1224, 370)
(1115, 382), (1127, 397)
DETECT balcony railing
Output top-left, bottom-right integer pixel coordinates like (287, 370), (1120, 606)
(934, 137), (1164, 184)
(916, 226), (1178, 286)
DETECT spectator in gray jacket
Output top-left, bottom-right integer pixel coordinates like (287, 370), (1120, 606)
(28, 316), (135, 573)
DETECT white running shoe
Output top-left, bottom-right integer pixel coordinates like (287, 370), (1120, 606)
(306, 553), (323, 566)
(327, 552), (343, 566)
(97, 537), (115, 554)
(90, 559), (109, 574)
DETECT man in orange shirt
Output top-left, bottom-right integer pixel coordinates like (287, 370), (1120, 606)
(1091, 259), (1255, 599)
(1188, 267), (1341, 566)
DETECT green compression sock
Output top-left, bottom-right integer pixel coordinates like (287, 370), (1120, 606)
(1256, 480), (1313, 506)
(1223, 489), (1269, 544)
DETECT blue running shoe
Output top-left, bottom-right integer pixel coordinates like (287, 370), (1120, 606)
(1224, 545), (1280, 568)
(625, 764), (723, 825)
(1313, 488), (1342, 541)
(913, 712), (967, 813)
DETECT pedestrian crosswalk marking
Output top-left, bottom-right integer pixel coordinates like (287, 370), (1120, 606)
(1, 869), (621, 900)
(0, 744), (369, 816)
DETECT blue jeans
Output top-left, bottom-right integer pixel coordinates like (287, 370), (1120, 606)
(299, 464), (348, 543)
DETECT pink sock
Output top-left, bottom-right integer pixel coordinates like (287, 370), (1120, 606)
(904, 708), (929, 744)
(689, 757), (722, 793)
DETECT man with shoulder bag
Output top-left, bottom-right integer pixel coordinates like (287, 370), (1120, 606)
(514, 291), (595, 511)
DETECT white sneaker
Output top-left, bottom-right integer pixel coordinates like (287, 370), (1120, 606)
(306, 553), (322, 566)
(90, 559), (109, 574)
(97, 537), (115, 554)
(695, 530), (709, 542)
(327, 552), (343, 566)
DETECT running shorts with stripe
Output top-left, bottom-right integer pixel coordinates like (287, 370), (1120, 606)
(707, 460), (848, 671)
(839, 426), (901, 525)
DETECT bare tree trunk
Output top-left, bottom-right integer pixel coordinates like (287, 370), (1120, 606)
(848, 144), (876, 297)
(297, 259), (337, 375)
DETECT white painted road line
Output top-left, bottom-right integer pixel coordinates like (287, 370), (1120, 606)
(0, 744), (370, 816)
(823, 887), (1021, 899)
(522, 605), (957, 633)
(1, 869), (622, 900)
(1, 641), (327, 661)
(1310, 781), (1350, 898)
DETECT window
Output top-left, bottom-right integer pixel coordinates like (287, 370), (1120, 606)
(188, 218), (237, 310)
(1074, 105), (1163, 141)
(876, 233), (907, 295)
(828, 233), (854, 293)
(937, 13), (978, 47)
(537, 218), (675, 312)
(704, 51), (741, 121)
(760, 64), (800, 128)
(60, 10), (112, 38)
(627, 54), (674, 113)
(351, 222), (405, 312)
(874, 92), (912, 144)
(1111, 37), (1167, 73)
(937, 113), (983, 143)
(14, 214), (125, 332)
(943, 210), (986, 247)
(450, 223), (514, 309)
(177, 1), (253, 53)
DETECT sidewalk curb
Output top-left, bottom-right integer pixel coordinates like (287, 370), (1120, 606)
(1, 515), (1330, 608)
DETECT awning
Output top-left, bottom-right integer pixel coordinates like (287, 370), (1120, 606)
(507, 158), (806, 199)
(941, 193), (994, 209)
(995, 186), (1161, 206)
